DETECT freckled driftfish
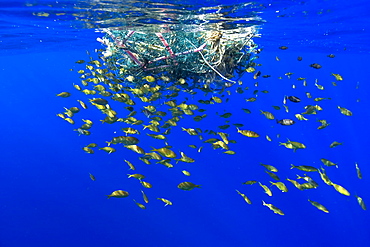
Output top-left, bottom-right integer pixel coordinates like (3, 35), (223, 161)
(142, 109), (154, 118)
(286, 96), (301, 103)
(276, 119), (295, 126)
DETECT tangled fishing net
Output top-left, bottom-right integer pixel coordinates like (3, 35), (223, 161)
(97, 26), (259, 90)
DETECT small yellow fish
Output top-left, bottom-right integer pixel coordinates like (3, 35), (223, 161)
(106, 190), (129, 198)
(124, 160), (136, 170)
(260, 110), (275, 120)
(242, 180), (257, 185)
(318, 168), (333, 186)
(321, 158), (337, 168)
(265, 170), (280, 181)
(338, 106), (352, 116)
(236, 190), (252, 204)
(260, 163), (278, 172)
(331, 183), (350, 196)
(141, 190), (149, 203)
(259, 182), (272, 196)
(290, 164), (318, 172)
(157, 198), (172, 206)
(83, 147), (94, 154)
(175, 152), (195, 163)
(286, 178), (302, 190)
(182, 170), (191, 176)
(133, 199), (146, 209)
(127, 174), (145, 180)
(331, 73), (343, 81)
(140, 181), (153, 189)
(99, 147), (116, 154)
(237, 128), (259, 138)
(270, 182), (288, 192)
(56, 92), (71, 97)
(177, 182), (201, 191)
(355, 196), (366, 210)
(355, 163), (362, 179)
(152, 147), (176, 158)
(329, 141), (343, 148)
(262, 201), (284, 215)
(308, 199), (329, 213)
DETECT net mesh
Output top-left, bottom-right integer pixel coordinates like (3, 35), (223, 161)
(97, 26), (258, 90)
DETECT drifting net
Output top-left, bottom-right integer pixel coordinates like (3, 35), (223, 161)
(97, 26), (259, 90)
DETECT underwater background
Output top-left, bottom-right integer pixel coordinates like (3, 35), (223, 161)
(1, 0), (370, 247)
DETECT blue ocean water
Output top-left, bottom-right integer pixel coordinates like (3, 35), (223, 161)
(0, 0), (369, 247)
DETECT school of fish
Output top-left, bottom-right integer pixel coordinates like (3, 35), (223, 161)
(57, 45), (365, 214)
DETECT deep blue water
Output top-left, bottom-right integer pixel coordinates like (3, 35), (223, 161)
(1, 0), (370, 247)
